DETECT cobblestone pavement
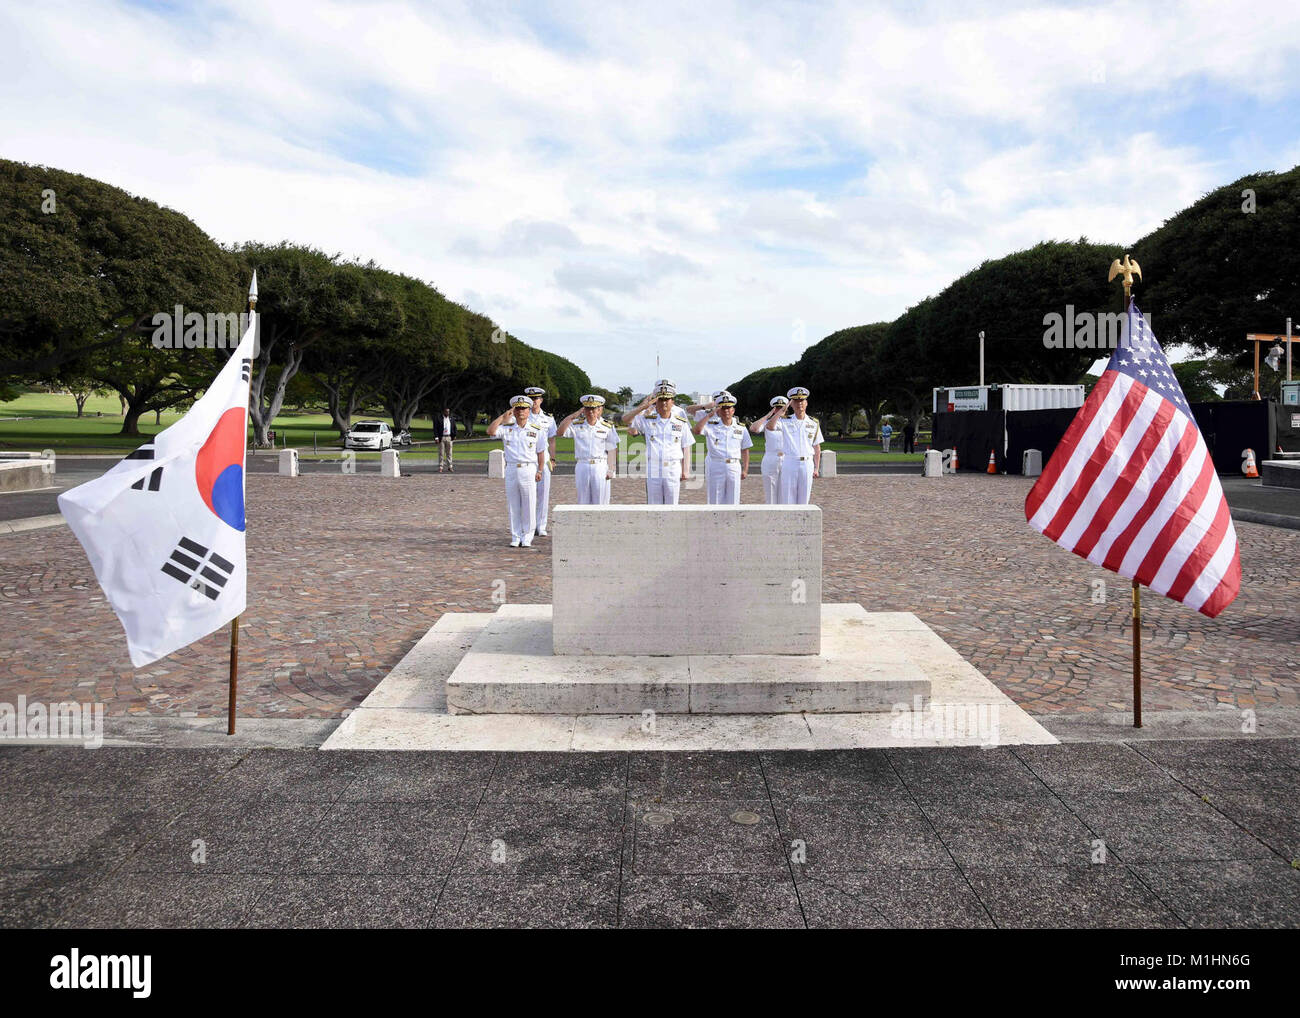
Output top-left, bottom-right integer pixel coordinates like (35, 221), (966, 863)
(2, 743), (1297, 928)
(0, 474), (1296, 718)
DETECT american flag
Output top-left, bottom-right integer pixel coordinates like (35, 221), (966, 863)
(1025, 303), (1241, 618)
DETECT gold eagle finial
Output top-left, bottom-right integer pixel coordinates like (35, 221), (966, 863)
(1107, 254), (1142, 288)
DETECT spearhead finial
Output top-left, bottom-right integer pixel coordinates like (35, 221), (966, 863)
(248, 270), (258, 308)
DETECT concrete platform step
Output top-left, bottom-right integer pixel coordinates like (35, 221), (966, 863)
(445, 603), (930, 715)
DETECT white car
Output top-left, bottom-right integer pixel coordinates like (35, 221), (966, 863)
(346, 421), (393, 450)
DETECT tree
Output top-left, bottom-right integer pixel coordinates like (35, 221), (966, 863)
(82, 333), (222, 436)
(232, 243), (378, 446)
(1134, 166), (1300, 357)
(372, 271), (470, 432)
(64, 376), (108, 417)
(0, 159), (240, 385)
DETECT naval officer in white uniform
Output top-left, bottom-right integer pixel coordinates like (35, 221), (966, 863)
(766, 386), (823, 505)
(751, 395), (789, 504)
(623, 382), (694, 504)
(525, 386), (558, 537)
(694, 391), (751, 504)
(486, 395), (546, 547)
(558, 394), (618, 504)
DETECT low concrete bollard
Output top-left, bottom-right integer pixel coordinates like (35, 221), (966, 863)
(820, 449), (837, 477)
(488, 449), (505, 479)
(923, 449), (943, 477)
(381, 449), (401, 477)
(278, 448), (299, 477)
(1022, 449), (1043, 477)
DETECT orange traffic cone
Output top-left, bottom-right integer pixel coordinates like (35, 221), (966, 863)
(951, 450), (959, 471)
(1243, 448), (1259, 478)
(986, 449), (997, 474)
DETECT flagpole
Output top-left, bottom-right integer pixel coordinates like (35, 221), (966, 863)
(1112, 259), (1143, 729)
(1126, 284), (1142, 729)
(229, 272), (256, 736)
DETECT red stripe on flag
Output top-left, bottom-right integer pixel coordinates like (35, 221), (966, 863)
(1025, 370), (1119, 522)
(1165, 489), (1234, 604)
(1072, 399), (1176, 559)
(1041, 382), (1148, 545)
(1197, 544), (1242, 618)
(1100, 422), (1200, 574)
(1132, 449), (1216, 589)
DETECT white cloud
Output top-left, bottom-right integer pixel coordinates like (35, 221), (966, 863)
(2, 0), (1298, 391)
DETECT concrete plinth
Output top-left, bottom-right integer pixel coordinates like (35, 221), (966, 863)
(488, 449), (505, 478)
(0, 458), (55, 492)
(381, 449), (401, 477)
(552, 505), (821, 656)
(278, 448), (299, 477)
(923, 449), (942, 477)
(447, 603), (926, 715)
(820, 449), (837, 477)
(1261, 460), (1300, 489)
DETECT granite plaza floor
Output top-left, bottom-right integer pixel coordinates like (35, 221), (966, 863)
(2, 741), (1298, 928)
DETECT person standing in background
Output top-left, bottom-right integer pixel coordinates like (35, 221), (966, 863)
(435, 407), (456, 473)
(751, 395), (788, 504)
(525, 386), (558, 537)
(902, 419), (916, 455)
(881, 420), (893, 454)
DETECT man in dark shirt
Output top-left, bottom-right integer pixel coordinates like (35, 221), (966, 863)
(434, 408), (457, 473)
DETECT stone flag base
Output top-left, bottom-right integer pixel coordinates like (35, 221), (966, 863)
(322, 605), (1057, 751)
(451, 604), (923, 714)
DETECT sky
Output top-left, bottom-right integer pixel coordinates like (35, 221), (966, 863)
(3, 0), (1300, 394)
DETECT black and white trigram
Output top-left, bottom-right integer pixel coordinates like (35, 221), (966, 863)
(160, 537), (234, 600)
(241, 358), (251, 382)
(131, 466), (163, 491)
(124, 442), (156, 462)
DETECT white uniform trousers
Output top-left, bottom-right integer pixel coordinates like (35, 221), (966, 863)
(706, 459), (742, 504)
(575, 460), (609, 505)
(645, 467), (683, 504)
(535, 461), (552, 533)
(779, 456), (814, 505)
(761, 454), (783, 504)
(506, 463), (538, 543)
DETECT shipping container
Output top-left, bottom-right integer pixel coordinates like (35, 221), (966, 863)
(934, 384), (1084, 414)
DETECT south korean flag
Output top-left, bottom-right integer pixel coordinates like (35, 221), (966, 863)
(59, 317), (255, 667)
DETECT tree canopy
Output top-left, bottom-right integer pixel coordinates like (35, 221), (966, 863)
(0, 158), (241, 386)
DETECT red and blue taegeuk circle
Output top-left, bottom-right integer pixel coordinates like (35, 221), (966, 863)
(195, 406), (246, 531)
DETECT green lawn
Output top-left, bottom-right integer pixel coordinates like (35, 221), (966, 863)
(1, 391), (928, 463)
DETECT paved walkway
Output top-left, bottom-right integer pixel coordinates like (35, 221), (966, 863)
(2, 474), (1297, 719)
(3, 741), (1296, 928)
